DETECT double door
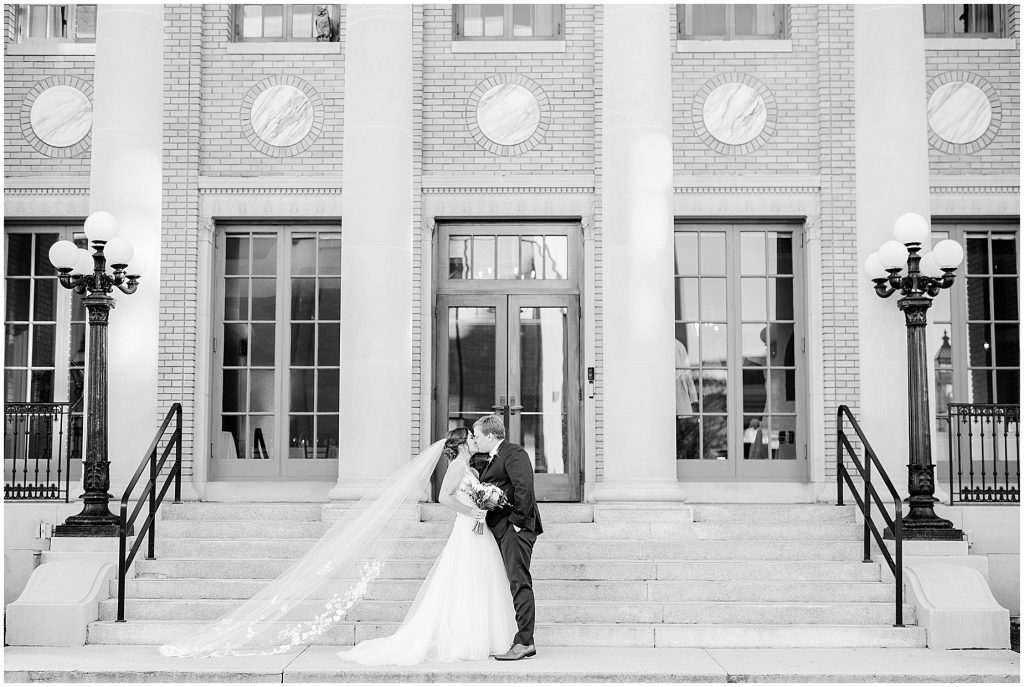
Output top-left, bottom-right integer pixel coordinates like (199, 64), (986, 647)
(435, 294), (581, 501)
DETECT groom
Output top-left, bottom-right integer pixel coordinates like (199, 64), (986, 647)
(472, 414), (543, 661)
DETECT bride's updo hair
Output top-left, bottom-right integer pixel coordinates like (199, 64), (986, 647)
(442, 427), (471, 463)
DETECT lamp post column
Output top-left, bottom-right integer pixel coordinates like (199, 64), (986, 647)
(56, 293), (119, 535)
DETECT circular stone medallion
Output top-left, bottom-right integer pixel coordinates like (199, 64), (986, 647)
(476, 83), (541, 146)
(702, 83), (767, 146)
(928, 81), (992, 145)
(250, 85), (314, 148)
(30, 86), (92, 148)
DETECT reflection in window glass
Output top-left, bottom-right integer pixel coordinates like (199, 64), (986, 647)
(457, 4), (562, 39)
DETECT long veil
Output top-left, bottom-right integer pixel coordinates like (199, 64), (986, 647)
(158, 440), (445, 658)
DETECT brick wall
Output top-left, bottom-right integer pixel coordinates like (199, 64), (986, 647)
(816, 4), (859, 480)
(159, 5), (204, 478)
(926, 6), (1020, 176)
(198, 4), (345, 176)
(671, 4), (820, 175)
(592, 4), (605, 481)
(420, 4), (595, 176)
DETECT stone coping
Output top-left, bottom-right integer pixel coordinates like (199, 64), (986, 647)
(4, 645), (1019, 683)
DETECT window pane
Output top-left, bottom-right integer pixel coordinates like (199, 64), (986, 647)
(291, 324), (315, 366)
(251, 236), (277, 275)
(969, 368), (992, 403)
(289, 414), (314, 458)
(991, 235), (1017, 274)
(31, 370), (54, 402)
(264, 5), (284, 37)
(734, 4), (756, 36)
(318, 278), (341, 320)
(462, 4), (484, 36)
(318, 369), (339, 412)
(545, 235), (568, 279)
(700, 232), (726, 274)
(292, 5), (313, 38)
(994, 323), (1019, 366)
(222, 370), (246, 412)
(290, 369), (315, 412)
(250, 278), (276, 320)
(225, 236), (249, 275)
(533, 4), (556, 36)
(224, 279), (248, 321)
(35, 234), (58, 276)
(6, 368), (27, 401)
(473, 236), (495, 279)
(741, 278), (767, 321)
(76, 5), (97, 39)
(965, 278), (990, 320)
(701, 278), (727, 320)
(676, 323), (699, 363)
(742, 366), (767, 414)
(701, 369), (728, 413)
(769, 323), (796, 367)
(7, 280), (31, 321)
(496, 235), (519, 279)
(520, 237), (543, 279)
(967, 323), (991, 366)
(742, 323), (768, 364)
(924, 4), (946, 33)
(699, 323), (728, 367)
(318, 323), (340, 366)
(317, 415), (339, 459)
(449, 236), (471, 279)
(250, 323), (275, 366)
(995, 370), (1019, 404)
(318, 235), (341, 275)
(29, 5), (48, 38)
(5, 324), (29, 366)
(705, 4), (727, 36)
(250, 370), (275, 412)
(7, 234), (32, 276)
(675, 234), (699, 274)
(740, 233), (766, 275)
(992, 277), (1017, 320)
(33, 280), (57, 321)
(703, 415), (729, 460)
(483, 4), (504, 36)
(242, 5), (263, 38)
(966, 236), (989, 274)
(769, 278), (794, 320)
(768, 233), (793, 274)
(291, 236), (316, 275)
(512, 4), (533, 37)
(676, 415), (700, 460)
(250, 415), (274, 459)
(675, 278), (699, 320)
(291, 278), (316, 320)
(223, 323), (249, 366)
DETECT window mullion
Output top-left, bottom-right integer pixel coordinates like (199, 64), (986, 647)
(726, 225), (740, 469)
(277, 227), (289, 473)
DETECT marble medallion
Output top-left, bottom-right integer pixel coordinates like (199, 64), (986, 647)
(928, 81), (992, 145)
(477, 83), (541, 146)
(251, 85), (314, 148)
(30, 86), (92, 148)
(702, 83), (767, 146)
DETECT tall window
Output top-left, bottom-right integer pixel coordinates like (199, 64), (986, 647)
(924, 4), (1006, 37)
(233, 5), (340, 42)
(674, 223), (805, 480)
(678, 4), (786, 40)
(14, 4), (96, 43)
(454, 5), (563, 40)
(215, 227), (341, 479)
(930, 225), (1019, 407)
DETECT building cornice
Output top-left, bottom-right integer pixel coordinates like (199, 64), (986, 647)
(4, 177), (90, 194)
(197, 177), (344, 194)
(421, 175), (595, 195)
(929, 175), (1020, 194)
(674, 175), (821, 194)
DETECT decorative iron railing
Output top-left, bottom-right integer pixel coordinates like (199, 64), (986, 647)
(946, 403), (1020, 505)
(117, 403), (182, 622)
(4, 401), (82, 501)
(837, 405), (903, 627)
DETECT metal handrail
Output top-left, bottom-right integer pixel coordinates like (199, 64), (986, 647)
(836, 405), (903, 627)
(117, 403), (183, 622)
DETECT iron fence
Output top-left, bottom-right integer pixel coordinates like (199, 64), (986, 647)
(4, 401), (81, 501)
(946, 403), (1019, 505)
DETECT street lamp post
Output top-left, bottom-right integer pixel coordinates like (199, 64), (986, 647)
(48, 212), (140, 537)
(866, 212), (965, 541)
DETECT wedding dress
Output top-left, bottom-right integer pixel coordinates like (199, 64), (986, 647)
(336, 459), (517, 665)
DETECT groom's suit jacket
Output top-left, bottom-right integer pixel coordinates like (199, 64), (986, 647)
(474, 441), (543, 539)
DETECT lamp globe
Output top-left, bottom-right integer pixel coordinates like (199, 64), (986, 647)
(878, 240), (910, 270)
(864, 252), (887, 279)
(893, 212), (930, 245)
(84, 211), (118, 243)
(48, 240), (80, 270)
(72, 249), (94, 276)
(933, 239), (965, 269)
(104, 237), (134, 268)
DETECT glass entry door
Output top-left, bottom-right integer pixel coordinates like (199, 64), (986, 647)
(435, 294), (582, 501)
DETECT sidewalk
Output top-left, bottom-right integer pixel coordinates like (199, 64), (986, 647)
(3, 645), (1019, 683)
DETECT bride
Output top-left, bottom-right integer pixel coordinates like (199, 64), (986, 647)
(158, 428), (515, 661)
(337, 427), (516, 664)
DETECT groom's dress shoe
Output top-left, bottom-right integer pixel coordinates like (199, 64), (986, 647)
(493, 643), (536, 661)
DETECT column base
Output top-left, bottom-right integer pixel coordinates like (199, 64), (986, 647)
(586, 478), (688, 502)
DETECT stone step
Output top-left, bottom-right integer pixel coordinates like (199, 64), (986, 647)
(133, 558), (883, 581)
(111, 578), (895, 605)
(690, 504), (858, 523)
(154, 519), (863, 541)
(415, 502), (597, 523)
(159, 503), (325, 521)
(153, 538), (867, 561)
(99, 597), (914, 625)
(87, 620), (927, 648)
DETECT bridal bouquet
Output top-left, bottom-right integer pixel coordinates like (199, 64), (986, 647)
(461, 482), (510, 534)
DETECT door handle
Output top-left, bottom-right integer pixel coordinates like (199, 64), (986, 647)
(492, 396), (506, 411)
(509, 396), (523, 415)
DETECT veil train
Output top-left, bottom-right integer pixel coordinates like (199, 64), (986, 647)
(158, 440), (445, 658)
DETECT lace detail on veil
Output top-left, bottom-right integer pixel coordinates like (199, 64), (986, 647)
(158, 441), (445, 658)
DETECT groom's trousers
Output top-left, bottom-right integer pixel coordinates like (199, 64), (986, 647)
(496, 527), (537, 646)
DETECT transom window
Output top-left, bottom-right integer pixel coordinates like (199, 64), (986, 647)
(678, 4), (786, 40)
(14, 4), (96, 43)
(924, 4), (1006, 37)
(233, 4), (340, 42)
(448, 231), (569, 282)
(454, 4), (563, 40)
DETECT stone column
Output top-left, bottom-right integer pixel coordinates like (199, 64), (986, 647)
(88, 4), (163, 494)
(330, 5), (413, 499)
(590, 4), (686, 502)
(855, 5), (932, 497)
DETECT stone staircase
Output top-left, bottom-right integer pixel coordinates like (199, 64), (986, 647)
(87, 502), (927, 648)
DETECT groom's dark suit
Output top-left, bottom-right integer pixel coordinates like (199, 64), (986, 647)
(475, 441), (543, 647)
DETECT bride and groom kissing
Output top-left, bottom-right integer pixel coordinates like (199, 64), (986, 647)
(159, 414), (542, 665)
